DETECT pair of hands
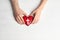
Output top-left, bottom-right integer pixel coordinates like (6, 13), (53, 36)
(11, 0), (47, 25)
(14, 8), (41, 24)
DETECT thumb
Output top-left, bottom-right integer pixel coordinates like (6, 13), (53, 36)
(30, 10), (36, 16)
(22, 11), (27, 16)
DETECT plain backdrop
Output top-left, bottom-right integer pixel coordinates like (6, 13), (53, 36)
(0, 0), (60, 40)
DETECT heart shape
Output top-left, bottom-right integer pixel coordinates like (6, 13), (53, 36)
(23, 16), (34, 26)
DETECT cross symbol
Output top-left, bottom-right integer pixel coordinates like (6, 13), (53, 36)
(26, 19), (30, 22)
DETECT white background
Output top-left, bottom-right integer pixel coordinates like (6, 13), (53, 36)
(0, 0), (60, 40)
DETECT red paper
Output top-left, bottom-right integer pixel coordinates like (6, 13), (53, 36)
(23, 16), (34, 26)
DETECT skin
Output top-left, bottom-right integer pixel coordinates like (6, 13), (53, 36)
(10, 0), (27, 24)
(11, 0), (47, 24)
(30, 0), (47, 24)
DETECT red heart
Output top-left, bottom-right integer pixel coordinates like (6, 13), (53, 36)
(23, 16), (34, 26)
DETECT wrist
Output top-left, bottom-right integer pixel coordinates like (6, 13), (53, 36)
(11, 0), (20, 11)
(37, 0), (47, 11)
(11, 0), (19, 8)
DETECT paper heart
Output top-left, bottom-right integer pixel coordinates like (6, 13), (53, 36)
(23, 16), (34, 26)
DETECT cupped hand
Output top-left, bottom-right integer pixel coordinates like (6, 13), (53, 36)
(30, 9), (41, 24)
(13, 8), (27, 24)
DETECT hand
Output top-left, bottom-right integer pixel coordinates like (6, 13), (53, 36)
(29, 0), (47, 24)
(30, 9), (41, 24)
(10, 0), (27, 24)
(13, 8), (27, 24)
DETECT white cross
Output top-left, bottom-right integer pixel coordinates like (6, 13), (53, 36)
(26, 19), (30, 22)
